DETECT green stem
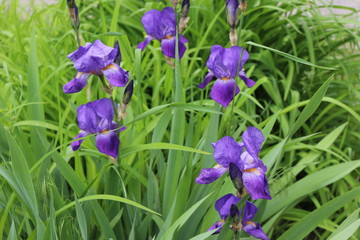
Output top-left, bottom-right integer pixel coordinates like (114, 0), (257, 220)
(74, 27), (81, 47)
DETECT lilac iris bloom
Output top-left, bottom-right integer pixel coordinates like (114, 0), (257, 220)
(196, 127), (271, 200)
(198, 45), (255, 107)
(137, 7), (188, 59)
(71, 98), (125, 159)
(63, 40), (129, 94)
(209, 194), (269, 240)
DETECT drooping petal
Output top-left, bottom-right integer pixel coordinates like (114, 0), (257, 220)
(243, 221), (270, 240)
(141, 9), (162, 39)
(137, 36), (153, 50)
(242, 127), (264, 161)
(63, 72), (90, 94)
(239, 70), (256, 87)
(242, 201), (258, 222)
(71, 131), (89, 151)
(195, 166), (228, 184)
(101, 63), (128, 87)
(95, 131), (119, 159)
(197, 71), (215, 89)
(161, 36), (187, 59)
(210, 78), (240, 107)
(242, 167), (271, 200)
(215, 194), (241, 219)
(207, 220), (224, 234)
(212, 136), (243, 167)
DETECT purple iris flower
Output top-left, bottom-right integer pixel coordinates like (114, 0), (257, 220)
(71, 98), (125, 159)
(209, 194), (269, 240)
(63, 40), (129, 94)
(137, 7), (188, 59)
(198, 45), (255, 107)
(196, 127), (271, 200)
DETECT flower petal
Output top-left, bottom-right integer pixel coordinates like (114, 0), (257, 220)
(242, 127), (264, 161)
(215, 194), (241, 219)
(63, 72), (90, 94)
(77, 103), (98, 133)
(71, 131), (89, 151)
(240, 151), (267, 172)
(161, 36), (187, 59)
(243, 201), (258, 222)
(197, 71), (215, 89)
(212, 136), (243, 167)
(210, 78), (240, 107)
(195, 166), (228, 184)
(159, 7), (176, 37)
(141, 9), (162, 39)
(239, 70), (256, 87)
(102, 64), (128, 87)
(95, 131), (119, 159)
(243, 221), (269, 240)
(242, 167), (271, 200)
(207, 220), (224, 234)
(206, 45), (223, 70)
(137, 36), (153, 51)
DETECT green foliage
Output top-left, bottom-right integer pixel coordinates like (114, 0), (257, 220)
(0, 0), (359, 239)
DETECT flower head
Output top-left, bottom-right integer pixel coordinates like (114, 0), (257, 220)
(196, 127), (271, 200)
(71, 98), (125, 159)
(63, 40), (129, 94)
(198, 45), (255, 107)
(209, 194), (269, 240)
(137, 7), (188, 59)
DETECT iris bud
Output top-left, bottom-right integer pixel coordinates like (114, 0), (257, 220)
(114, 41), (122, 65)
(122, 80), (134, 105)
(181, 0), (190, 18)
(229, 163), (243, 193)
(226, 0), (239, 29)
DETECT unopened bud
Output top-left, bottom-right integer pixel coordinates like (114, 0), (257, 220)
(67, 0), (75, 8)
(240, 0), (247, 15)
(230, 204), (240, 222)
(122, 80), (134, 105)
(114, 41), (122, 65)
(226, 0), (239, 29)
(229, 163), (243, 192)
(181, 0), (190, 18)
(68, 4), (80, 29)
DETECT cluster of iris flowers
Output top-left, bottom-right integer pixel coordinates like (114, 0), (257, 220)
(64, 0), (270, 238)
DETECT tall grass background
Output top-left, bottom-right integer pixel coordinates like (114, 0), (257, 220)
(0, 0), (359, 239)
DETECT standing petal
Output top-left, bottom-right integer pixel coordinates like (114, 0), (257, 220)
(212, 136), (243, 167)
(210, 78), (240, 107)
(242, 168), (271, 200)
(239, 70), (256, 87)
(95, 131), (119, 159)
(242, 201), (258, 222)
(243, 221), (269, 240)
(161, 36), (187, 59)
(159, 7), (176, 37)
(71, 131), (89, 151)
(198, 71), (215, 89)
(63, 72), (90, 94)
(102, 63), (129, 87)
(196, 166), (228, 184)
(242, 127), (264, 161)
(77, 103), (98, 133)
(206, 45), (223, 70)
(137, 36), (154, 51)
(141, 9), (162, 39)
(215, 194), (241, 219)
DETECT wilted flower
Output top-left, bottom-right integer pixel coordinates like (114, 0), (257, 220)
(209, 194), (269, 240)
(197, 45), (255, 107)
(137, 7), (188, 59)
(63, 40), (129, 94)
(71, 98), (125, 159)
(196, 127), (271, 200)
